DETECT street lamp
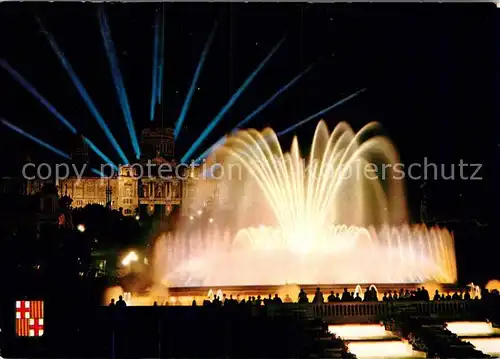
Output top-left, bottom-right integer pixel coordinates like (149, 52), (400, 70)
(77, 224), (86, 233)
(121, 251), (138, 266)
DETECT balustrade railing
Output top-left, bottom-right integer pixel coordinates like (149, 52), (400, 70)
(269, 300), (478, 322)
(312, 302), (389, 318)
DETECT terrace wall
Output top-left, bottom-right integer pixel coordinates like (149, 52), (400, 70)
(0, 300), (496, 358)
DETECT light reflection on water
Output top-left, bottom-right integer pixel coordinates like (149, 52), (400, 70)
(445, 321), (500, 356)
(463, 338), (500, 356)
(446, 321), (498, 337)
(327, 324), (425, 358)
(328, 324), (394, 340)
(346, 340), (425, 358)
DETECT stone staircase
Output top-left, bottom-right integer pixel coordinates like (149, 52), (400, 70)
(391, 314), (492, 358)
(290, 307), (356, 359)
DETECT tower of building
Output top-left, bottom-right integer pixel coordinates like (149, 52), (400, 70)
(140, 104), (175, 162)
(71, 135), (90, 167)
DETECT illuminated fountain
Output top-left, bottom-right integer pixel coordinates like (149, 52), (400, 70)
(155, 121), (457, 287)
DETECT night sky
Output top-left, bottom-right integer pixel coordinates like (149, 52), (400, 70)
(1, 4), (497, 247)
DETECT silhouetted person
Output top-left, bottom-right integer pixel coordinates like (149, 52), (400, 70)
(298, 289), (308, 304)
(273, 293), (282, 304)
(328, 291), (335, 302)
(354, 293), (362, 302)
(313, 287), (324, 304)
(192, 299), (197, 306)
(464, 290), (471, 301)
(153, 301), (158, 307)
(452, 292), (460, 300)
(364, 288), (371, 301)
(109, 298), (115, 307)
(341, 288), (351, 302)
(446, 293), (452, 300)
(415, 288), (422, 300)
(393, 291), (398, 301)
(116, 295), (127, 308)
(335, 293), (340, 301)
(421, 286), (430, 301)
(383, 292), (388, 301)
(264, 294), (272, 306)
(255, 295), (262, 306)
(433, 290), (440, 301)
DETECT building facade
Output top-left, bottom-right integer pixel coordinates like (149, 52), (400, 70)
(58, 113), (209, 217)
(59, 166), (140, 215)
(2, 106), (219, 218)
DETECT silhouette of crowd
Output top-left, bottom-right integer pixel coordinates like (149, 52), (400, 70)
(108, 295), (127, 308)
(108, 286), (500, 307)
(382, 287), (430, 301)
(198, 293), (287, 307)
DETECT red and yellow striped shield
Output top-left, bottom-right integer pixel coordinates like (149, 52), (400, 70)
(15, 300), (44, 337)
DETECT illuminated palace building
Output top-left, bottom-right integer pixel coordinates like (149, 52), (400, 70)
(58, 110), (203, 217)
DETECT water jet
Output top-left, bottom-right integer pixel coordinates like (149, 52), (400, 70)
(154, 121), (457, 289)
